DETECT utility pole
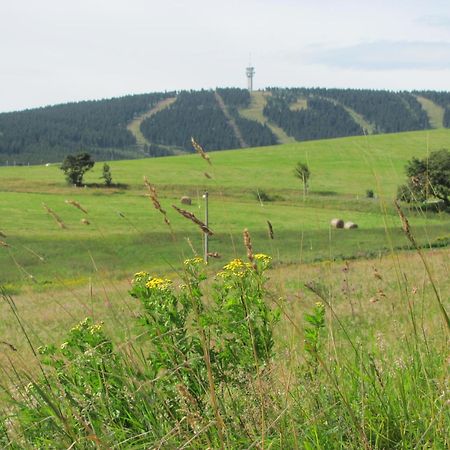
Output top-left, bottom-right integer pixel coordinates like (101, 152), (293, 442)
(203, 191), (209, 262)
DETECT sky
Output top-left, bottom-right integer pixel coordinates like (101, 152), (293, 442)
(1, 0), (449, 112)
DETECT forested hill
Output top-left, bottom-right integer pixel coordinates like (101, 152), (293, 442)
(1, 87), (449, 164)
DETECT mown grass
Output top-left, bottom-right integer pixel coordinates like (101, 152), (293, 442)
(1, 129), (449, 291)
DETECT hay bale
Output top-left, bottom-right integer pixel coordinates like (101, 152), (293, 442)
(330, 218), (344, 229)
(344, 221), (358, 229)
(180, 196), (192, 205)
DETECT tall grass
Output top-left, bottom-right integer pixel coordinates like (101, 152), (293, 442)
(0, 135), (449, 448)
(1, 232), (448, 448)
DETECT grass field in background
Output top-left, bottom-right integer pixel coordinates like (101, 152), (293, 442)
(0, 128), (449, 290)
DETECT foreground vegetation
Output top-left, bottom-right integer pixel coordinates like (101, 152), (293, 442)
(1, 246), (448, 448)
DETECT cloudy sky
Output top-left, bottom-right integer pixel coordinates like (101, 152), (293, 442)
(1, 0), (449, 112)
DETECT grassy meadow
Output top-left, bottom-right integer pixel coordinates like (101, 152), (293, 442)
(1, 128), (449, 291)
(0, 129), (449, 448)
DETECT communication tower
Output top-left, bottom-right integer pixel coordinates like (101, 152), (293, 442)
(246, 66), (255, 92)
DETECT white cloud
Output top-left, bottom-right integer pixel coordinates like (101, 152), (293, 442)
(304, 41), (450, 70)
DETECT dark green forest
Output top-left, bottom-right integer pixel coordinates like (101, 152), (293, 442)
(0, 93), (173, 164)
(140, 90), (241, 152)
(264, 94), (364, 140)
(0, 87), (448, 165)
(266, 88), (430, 134)
(216, 88), (278, 147)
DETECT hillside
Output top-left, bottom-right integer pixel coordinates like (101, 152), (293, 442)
(0, 87), (449, 165)
(0, 128), (449, 290)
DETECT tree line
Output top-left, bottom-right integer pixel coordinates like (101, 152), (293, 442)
(1, 87), (449, 164)
(264, 95), (363, 141)
(266, 88), (431, 136)
(0, 93), (173, 164)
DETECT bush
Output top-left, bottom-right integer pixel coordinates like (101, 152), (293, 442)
(60, 152), (95, 186)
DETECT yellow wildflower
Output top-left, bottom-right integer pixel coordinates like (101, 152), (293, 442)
(223, 259), (245, 272)
(146, 277), (172, 291)
(254, 253), (272, 264)
(183, 257), (204, 265)
(133, 271), (149, 282)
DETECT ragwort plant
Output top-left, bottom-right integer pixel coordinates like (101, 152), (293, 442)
(3, 254), (280, 448)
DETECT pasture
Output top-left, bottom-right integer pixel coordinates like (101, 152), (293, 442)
(0, 128), (449, 292)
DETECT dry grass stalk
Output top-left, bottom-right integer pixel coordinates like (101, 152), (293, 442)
(185, 237), (198, 256)
(204, 172), (212, 179)
(144, 177), (171, 227)
(1, 341), (17, 352)
(267, 220), (274, 239)
(65, 199), (88, 214)
(42, 203), (66, 229)
(0, 231), (6, 238)
(394, 200), (415, 245)
(0, 240), (9, 248)
(172, 205), (213, 236)
(176, 384), (202, 431)
(394, 200), (449, 332)
(191, 137), (212, 165)
(243, 228), (254, 264)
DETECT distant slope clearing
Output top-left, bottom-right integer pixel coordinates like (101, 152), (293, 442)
(415, 96), (444, 128)
(127, 97), (177, 148)
(238, 91), (295, 144)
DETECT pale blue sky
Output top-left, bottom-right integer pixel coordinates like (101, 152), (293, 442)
(1, 0), (449, 112)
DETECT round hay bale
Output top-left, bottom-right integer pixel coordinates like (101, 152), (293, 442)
(330, 218), (344, 229)
(344, 221), (358, 229)
(180, 196), (192, 205)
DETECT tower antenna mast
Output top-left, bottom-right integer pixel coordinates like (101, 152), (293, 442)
(246, 55), (255, 92)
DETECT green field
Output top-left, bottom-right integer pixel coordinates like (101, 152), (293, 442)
(1, 128), (449, 291)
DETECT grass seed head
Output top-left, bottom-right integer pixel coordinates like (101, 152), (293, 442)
(191, 137), (212, 165)
(243, 228), (254, 263)
(172, 205), (213, 236)
(65, 199), (88, 214)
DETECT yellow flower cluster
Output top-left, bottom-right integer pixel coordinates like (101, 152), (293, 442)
(145, 277), (172, 291)
(134, 271), (149, 281)
(183, 257), (204, 266)
(71, 317), (91, 333)
(254, 253), (272, 264)
(219, 258), (253, 278)
(223, 259), (249, 271)
(89, 323), (103, 335)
